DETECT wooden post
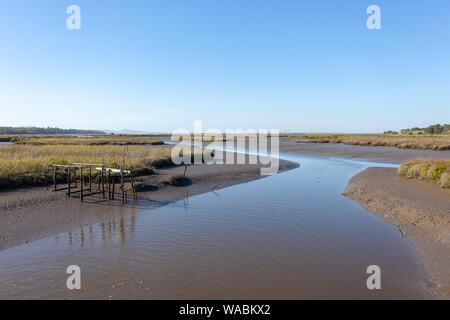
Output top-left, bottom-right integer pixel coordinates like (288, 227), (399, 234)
(121, 169), (125, 205)
(53, 166), (57, 191)
(89, 166), (92, 192)
(108, 170), (111, 202)
(74, 167), (77, 188)
(130, 173), (136, 200)
(80, 166), (84, 202)
(102, 167), (105, 198)
(67, 167), (71, 197)
(111, 176), (116, 200)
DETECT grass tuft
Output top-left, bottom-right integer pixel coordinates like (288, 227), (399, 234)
(296, 134), (450, 151)
(398, 159), (450, 188)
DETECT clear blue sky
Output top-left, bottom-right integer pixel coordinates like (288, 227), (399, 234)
(1, 0), (449, 133)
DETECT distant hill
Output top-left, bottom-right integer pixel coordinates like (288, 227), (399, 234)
(0, 126), (105, 135)
(102, 129), (168, 134)
(384, 124), (450, 135)
(102, 129), (152, 134)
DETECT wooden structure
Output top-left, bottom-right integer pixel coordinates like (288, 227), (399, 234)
(95, 166), (137, 204)
(53, 163), (137, 204)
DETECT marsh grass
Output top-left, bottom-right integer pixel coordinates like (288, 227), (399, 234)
(296, 134), (450, 151)
(14, 135), (164, 146)
(398, 158), (450, 188)
(0, 144), (173, 188)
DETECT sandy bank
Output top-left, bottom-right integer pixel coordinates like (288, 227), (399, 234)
(344, 167), (450, 299)
(0, 152), (297, 251)
(279, 137), (450, 164)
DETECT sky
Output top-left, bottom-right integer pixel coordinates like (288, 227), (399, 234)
(1, 0), (449, 133)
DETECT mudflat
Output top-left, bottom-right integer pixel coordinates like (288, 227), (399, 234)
(0, 152), (297, 251)
(344, 167), (450, 299)
(279, 137), (450, 164)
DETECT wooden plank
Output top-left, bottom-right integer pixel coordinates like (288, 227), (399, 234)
(95, 167), (131, 174)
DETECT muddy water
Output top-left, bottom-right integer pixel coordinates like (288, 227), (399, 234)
(0, 153), (430, 299)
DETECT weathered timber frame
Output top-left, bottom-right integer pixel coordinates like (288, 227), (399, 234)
(53, 163), (137, 204)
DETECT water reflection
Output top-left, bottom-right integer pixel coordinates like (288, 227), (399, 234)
(0, 153), (430, 299)
(56, 213), (136, 249)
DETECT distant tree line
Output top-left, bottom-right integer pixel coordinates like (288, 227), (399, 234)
(421, 124), (450, 134)
(384, 124), (450, 135)
(0, 126), (104, 135)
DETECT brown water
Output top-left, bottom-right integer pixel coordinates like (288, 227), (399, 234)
(0, 153), (430, 299)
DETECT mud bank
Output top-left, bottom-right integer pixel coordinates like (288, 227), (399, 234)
(279, 137), (450, 164)
(344, 167), (450, 299)
(0, 153), (297, 251)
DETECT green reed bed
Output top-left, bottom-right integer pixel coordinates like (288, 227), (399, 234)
(398, 158), (450, 188)
(0, 144), (173, 188)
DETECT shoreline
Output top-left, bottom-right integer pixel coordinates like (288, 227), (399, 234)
(0, 152), (298, 251)
(343, 167), (450, 299)
(278, 137), (449, 299)
(1, 141), (448, 299)
(279, 137), (450, 164)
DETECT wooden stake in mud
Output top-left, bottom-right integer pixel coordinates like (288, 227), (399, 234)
(89, 166), (92, 192)
(67, 167), (71, 197)
(102, 166), (105, 198)
(80, 166), (84, 202)
(108, 170), (111, 202)
(112, 175), (115, 200)
(53, 166), (57, 191)
(130, 173), (136, 201)
(120, 169), (125, 205)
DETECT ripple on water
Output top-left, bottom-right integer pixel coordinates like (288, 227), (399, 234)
(0, 152), (429, 299)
